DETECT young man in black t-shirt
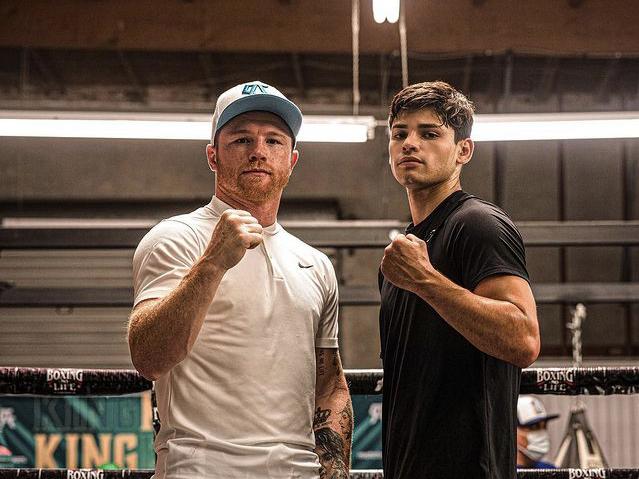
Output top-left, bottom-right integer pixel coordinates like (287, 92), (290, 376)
(378, 81), (541, 479)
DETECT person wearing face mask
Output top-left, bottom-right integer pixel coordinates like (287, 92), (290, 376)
(517, 395), (559, 468)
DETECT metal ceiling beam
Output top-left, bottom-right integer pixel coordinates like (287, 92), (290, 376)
(1, 0), (638, 55)
(597, 56), (620, 103)
(291, 53), (306, 98)
(487, 54), (503, 110)
(28, 49), (63, 93)
(462, 54), (473, 96)
(379, 52), (390, 107)
(1, 221), (639, 249)
(502, 51), (514, 108)
(116, 50), (145, 102)
(2, 283), (638, 306)
(19, 47), (29, 96)
(197, 52), (218, 101)
(535, 56), (560, 101)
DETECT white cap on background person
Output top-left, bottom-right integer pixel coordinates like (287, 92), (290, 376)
(517, 395), (559, 427)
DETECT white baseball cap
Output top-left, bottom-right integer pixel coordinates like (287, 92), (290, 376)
(211, 80), (302, 142)
(517, 395), (559, 427)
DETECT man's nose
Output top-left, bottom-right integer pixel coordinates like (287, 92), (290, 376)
(401, 131), (419, 153)
(249, 138), (268, 162)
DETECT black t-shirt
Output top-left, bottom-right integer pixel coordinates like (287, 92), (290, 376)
(378, 190), (529, 479)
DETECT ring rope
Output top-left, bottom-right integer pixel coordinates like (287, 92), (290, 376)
(0, 367), (151, 396)
(0, 468), (637, 479)
(1, 369), (637, 477)
(347, 367), (639, 395)
(2, 366), (639, 396)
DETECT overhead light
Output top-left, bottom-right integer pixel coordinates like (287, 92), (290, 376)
(373, 0), (400, 24)
(299, 115), (376, 142)
(2, 110), (638, 143)
(472, 112), (639, 141)
(0, 111), (377, 143)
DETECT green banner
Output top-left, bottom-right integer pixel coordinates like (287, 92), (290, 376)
(351, 395), (382, 469)
(1, 393), (382, 470)
(0, 393), (155, 469)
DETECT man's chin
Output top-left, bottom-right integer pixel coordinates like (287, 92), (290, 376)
(239, 176), (289, 201)
(396, 173), (425, 188)
(238, 184), (280, 202)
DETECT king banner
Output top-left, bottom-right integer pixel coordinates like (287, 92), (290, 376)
(0, 393), (155, 469)
(0, 393), (381, 470)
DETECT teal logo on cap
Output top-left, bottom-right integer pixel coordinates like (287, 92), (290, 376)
(242, 83), (269, 95)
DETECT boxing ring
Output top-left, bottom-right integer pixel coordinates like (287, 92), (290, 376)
(1, 221), (639, 478)
(1, 366), (639, 478)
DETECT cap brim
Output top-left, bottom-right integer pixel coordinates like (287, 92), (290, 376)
(216, 94), (302, 139)
(520, 413), (560, 427)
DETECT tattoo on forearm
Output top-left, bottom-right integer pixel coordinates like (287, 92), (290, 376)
(316, 427), (348, 479)
(318, 349), (327, 377)
(338, 404), (353, 443)
(314, 406), (331, 429)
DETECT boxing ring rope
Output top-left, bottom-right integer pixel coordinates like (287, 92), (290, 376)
(0, 367), (150, 396)
(2, 366), (639, 478)
(349, 367), (639, 395)
(3, 367), (639, 397)
(1, 468), (639, 479)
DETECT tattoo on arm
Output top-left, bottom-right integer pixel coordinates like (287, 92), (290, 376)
(314, 406), (331, 429)
(314, 405), (351, 478)
(316, 427), (348, 479)
(314, 349), (352, 478)
(318, 349), (327, 377)
(338, 404), (353, 444)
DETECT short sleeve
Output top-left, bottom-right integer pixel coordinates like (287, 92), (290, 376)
(448, 204), (529, 291)
(315, 255), (339, 349)
(132, 220), (201, 307)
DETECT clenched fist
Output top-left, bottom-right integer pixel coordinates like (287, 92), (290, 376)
(203, 209), (263, 271)
(380, 233), (433, 293)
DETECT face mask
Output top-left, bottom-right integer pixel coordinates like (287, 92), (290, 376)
(519, 429), (550, 462)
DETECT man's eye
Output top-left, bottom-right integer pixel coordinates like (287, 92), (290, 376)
(391, 132), (406, 140)
(267, 138), (282, 145)
(423, 132), (438, 139)
(235, 137), (250, 144)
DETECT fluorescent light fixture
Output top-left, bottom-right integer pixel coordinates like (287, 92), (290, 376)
(2, 217), (156, 228)
(299, 115), (376, 142)
(385, 0), (400, 23)
(2, 110), (639, 142)
(473, 111), (639, 142)
(372, 0), (387, 23)
(372, 0), (400, 23)
(0, 111), (377, 143)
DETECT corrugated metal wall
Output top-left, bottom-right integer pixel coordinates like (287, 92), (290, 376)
(1, 307), (132, 368)
(0, 249), (134, 368)
(0, 249), (133, 288)
(542, 394), (639, 467)
(538, 359), (639, 467)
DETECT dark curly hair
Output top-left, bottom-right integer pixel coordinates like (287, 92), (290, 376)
(388, 81), (475, 143)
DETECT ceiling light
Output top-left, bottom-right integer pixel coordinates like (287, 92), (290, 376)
(2, 110), (638, 143)
(0, 111), (377, 143)
(372, 0), (400, 24)
(299, 116), (376, 142)
(473, 111), (639, 141)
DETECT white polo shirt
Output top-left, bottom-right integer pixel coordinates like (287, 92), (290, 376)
(132, 196), (339, 479)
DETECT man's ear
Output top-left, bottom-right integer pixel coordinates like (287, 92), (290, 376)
(290, 149), (300, 170)
(457, 138), (474, 165)
(206, 144), (217, 172)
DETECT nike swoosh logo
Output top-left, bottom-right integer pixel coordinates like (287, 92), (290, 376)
(298, 262), (314, 269)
